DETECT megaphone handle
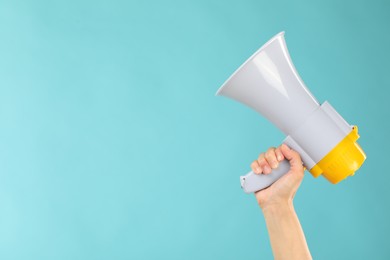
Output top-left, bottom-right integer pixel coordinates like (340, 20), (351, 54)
(240, 159), (290, 193)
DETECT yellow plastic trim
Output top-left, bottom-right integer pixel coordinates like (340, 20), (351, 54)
(308, 126), (366, 184)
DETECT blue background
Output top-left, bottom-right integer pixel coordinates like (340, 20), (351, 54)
(0, 0), (389, 259)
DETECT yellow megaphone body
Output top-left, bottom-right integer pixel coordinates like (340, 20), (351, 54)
(216, 32), (366, 193)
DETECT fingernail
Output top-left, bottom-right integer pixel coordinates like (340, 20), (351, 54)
(271, 161), (278, 169)
(277, 155), (282, 161)
(256, 167), (262, 174)
(263, 165), (271, 174)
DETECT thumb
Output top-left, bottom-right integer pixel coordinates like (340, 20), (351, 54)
(281, 144), (304, 174)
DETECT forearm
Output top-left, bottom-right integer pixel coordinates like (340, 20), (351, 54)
(262, 202), (312, 260)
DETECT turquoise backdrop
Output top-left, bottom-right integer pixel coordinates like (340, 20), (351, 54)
(0, 0), (389, 259)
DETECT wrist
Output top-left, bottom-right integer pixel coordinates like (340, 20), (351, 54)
(261, 199), (294, 215)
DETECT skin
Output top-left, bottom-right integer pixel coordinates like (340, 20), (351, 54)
(250, 144), (312, 260)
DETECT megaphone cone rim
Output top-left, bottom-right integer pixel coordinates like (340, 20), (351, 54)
(215, 31), (285, 97)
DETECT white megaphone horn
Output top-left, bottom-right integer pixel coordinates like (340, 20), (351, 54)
(216, 32), (366, 193)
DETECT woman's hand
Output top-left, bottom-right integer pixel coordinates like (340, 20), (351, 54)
(251, 145), (312, 259)
(250, 144), (305, 210)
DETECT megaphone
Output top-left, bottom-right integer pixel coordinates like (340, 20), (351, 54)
(216, 32), (366, 193)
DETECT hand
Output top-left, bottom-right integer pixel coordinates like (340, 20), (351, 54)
(250, 144), (305, 210)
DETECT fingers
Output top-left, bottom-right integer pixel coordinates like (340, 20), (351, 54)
(258, 153), (271, 174)
(251, 160), (262, 174)
(265, 147), (280, 169)
(274, 146), (284, 162)
(251, 147), (285, 175)
(251, 153), (266, 174)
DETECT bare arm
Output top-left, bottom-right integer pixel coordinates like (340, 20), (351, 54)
(251, 144), (312, 260)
